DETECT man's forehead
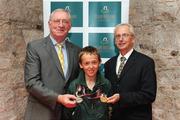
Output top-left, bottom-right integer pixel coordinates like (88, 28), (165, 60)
(52, 11), (69, 18)
(116, 27), (130, 33)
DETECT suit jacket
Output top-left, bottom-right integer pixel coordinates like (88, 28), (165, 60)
(104, 50), (157, 120)
(24, 36), (81, 120)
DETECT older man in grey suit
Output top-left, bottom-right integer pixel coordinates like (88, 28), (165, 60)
(24, 9), (81, 120)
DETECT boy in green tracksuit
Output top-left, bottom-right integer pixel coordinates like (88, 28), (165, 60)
(66, 46), (111, 120)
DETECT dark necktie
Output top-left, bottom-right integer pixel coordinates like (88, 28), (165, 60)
(117, 57), (126, 78)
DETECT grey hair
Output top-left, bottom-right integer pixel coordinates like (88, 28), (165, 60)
(114, 23), (135, 37)
(49, 8), (71, 21)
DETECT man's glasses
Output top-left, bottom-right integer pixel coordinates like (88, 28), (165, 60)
(115, 33), (132, 39)
(51, 19), (69, 25)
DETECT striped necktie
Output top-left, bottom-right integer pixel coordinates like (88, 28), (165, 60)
(56, 44), (64, 72)
(117, 57), (126, 78)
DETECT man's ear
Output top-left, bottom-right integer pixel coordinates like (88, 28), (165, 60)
(68, 22), (72, 31)
(79, 63), (83, 69)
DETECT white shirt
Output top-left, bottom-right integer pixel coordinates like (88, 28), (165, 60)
(50, 35), (68, 78)
(116, 49), (134, 74)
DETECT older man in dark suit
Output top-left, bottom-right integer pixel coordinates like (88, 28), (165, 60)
(105, 23), (157, 120)
(24, 9), (81, 120)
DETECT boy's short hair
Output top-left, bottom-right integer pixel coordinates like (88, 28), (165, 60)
(79, 46), (101, 63)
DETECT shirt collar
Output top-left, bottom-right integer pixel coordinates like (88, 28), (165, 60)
(118, 48), (134, 60)
(50, 35), (66, 46)
(77, 70), (104, 87)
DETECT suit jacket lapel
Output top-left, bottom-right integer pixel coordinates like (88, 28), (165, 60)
(44, 36), (65, 78)
(120, 50), (137, 79)
(112, 56), (118, 76)
(65, 41), (73, 81)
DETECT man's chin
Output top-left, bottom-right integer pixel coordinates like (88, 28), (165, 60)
(119, 46), (126, 50)
(55, 33), (67, 38)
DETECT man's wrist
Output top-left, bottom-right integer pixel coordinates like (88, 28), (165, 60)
(57, 95), (62, 103)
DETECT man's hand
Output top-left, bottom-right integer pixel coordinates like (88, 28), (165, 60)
(107, 93), (120, 104)
(57, 94), (77, 108)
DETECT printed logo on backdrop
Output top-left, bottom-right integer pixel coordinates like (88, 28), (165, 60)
(88, 33), (117, 58)
(65, 6), (71, 12)
(89, 2), (121, 27)
(101, 6), (110, 14)
(51, 2), (83, 27)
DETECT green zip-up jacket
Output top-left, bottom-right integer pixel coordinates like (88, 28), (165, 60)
(66, 70), (111, 120)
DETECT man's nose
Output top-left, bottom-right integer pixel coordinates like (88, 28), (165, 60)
(58, 20), (64, 26)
